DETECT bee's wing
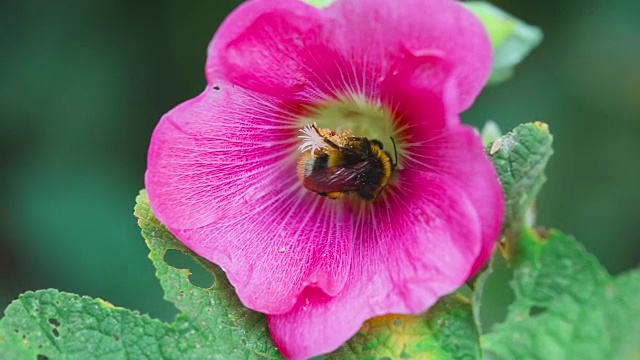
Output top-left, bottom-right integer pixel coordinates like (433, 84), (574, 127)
(302, 161), (371, 194)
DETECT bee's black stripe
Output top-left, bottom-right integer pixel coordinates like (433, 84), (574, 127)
(313, 153), (330, 172)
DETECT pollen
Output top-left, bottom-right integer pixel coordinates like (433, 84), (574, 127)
(298, 123), (353, 158)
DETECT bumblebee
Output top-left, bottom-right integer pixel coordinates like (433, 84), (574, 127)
(297, 124), (397, 201)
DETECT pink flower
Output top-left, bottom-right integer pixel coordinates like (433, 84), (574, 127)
(146, 0), (504, 358)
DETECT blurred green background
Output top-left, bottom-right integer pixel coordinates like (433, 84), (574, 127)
(1, 0), (638, 325)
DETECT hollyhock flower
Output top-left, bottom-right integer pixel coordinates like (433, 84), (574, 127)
(146, 0), (504, 358)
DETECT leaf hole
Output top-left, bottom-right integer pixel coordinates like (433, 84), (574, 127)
(164, 249), (215, 288)
(52, 328), (60, 337)
(476, 252), (516, 333)
(529, 305), (547, 316)
(37, 355), (49, 360)
(48, 318), (60, 327)
(113, 335), (120, 341)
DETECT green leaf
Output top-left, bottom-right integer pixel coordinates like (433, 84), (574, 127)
(482, 228), (640, 360)
(0, 191), (486, 359)
(470, 252), (496, 332)
(0, 290), (180, 359)
(0, 191), (282, 359)
(465, 2), (543, 85)
(134, 190), (282, 359)
(328, 293), (481, 360)
(488, 122), (553, 247)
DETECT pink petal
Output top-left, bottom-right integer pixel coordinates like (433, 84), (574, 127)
(146, 82), (354, 313)
(379, 51), (460, 133)
(206, 0), (333, 99)
(208, 0), (492, 110)
(376, 51), (503, 274)
(402, 125), (505, 277)
(325, 0), (492, 111)
(375, 49), (502, 276)
(268, 169), (482, 360)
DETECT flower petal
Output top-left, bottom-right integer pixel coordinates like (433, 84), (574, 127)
(146, 83), (354, 313)
(268, 169), (482, 359)
(402, 125), (505, 277)
(379, 52), (459, 134)
(207, 0), (334, 99)
(147, 83), (295, 230)
(149, 2), (503, 358)
(325, 0), (492, 111)
(208, 0), (492, 110)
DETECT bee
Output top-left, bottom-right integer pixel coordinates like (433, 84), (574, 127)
(297, 124), (397, 201)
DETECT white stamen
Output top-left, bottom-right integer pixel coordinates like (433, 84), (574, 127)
(297, 123), (327, 158)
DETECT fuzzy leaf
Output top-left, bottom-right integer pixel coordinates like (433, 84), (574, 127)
(482, 228), (640, 360)
(0, 191), (282, 359)
(488, 122), (553, 243)
(328, 293), (481, 360)
(134, 190), (281, 359)
(465, 2), (543, 85)
(0, 290), (181, 359)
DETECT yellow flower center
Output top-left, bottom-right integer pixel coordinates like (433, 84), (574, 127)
(298, 95), (402, 163)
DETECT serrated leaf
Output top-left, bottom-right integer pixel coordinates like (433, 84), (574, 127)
(134, 190), (282, 359)
(0, 289), (181, 359)
(482, 228), (640, 360)
(488, 122), (553, 248)
(0, 191), (283, 359)
(465, 2), (542, 85)
(328, 293), (481, 360)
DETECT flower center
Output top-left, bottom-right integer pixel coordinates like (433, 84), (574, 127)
(298, 95), (399, 156)
(296, 95), (401, 201)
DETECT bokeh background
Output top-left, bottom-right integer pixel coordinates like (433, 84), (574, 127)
(1, 0), (639, 325)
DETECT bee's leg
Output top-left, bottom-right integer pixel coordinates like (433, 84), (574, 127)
(357, 189), (376, 201)
(326, 191), (344, 199)
(323, 138), (341, 149)
(324, 138), (367, 157)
